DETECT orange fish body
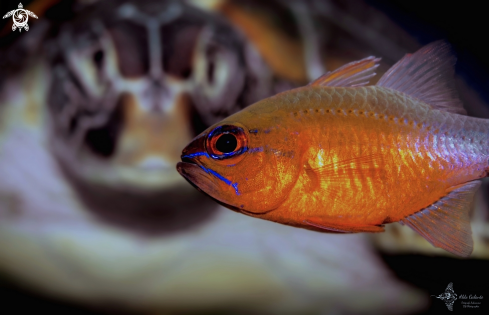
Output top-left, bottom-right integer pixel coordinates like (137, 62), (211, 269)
(234, 85), (488, 229)
(177, 42), (489, 257)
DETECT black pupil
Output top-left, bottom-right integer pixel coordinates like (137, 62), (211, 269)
(216, 133), (237, 153)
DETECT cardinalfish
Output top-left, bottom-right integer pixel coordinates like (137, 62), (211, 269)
(177, 41), (489, 257)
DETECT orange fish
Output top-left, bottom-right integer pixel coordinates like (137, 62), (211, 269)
(177, 41), (489, 257)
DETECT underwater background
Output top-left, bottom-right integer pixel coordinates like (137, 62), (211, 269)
(0, 0), (488, 314)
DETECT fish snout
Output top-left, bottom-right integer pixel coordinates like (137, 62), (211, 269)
(181, 133), (207, 164)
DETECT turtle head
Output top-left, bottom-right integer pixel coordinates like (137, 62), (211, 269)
(45, 0), (272, 193)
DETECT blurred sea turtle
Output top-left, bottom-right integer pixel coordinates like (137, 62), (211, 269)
(5, 0), (488, 313)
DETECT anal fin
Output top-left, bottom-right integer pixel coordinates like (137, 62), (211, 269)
(305, 217), (385, 233)
(400, 180), (480, 257)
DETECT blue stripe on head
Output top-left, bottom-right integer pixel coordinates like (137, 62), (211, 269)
(206, 168), (232, 185)
(182, 151), (210, 159)
(198, 165), (240, 196)
(231, 182), (240, 195)
(210, 146), (248, 160)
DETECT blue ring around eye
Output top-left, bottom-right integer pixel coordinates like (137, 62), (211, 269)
(207, 125), (248, 160)
(209, 146), (248, 160)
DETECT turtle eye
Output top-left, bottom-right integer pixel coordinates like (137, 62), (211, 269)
(206, 125), (247, 160)
(92, 49), (104, 71)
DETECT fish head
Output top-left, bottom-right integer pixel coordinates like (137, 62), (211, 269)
(177, 101), (303, 214)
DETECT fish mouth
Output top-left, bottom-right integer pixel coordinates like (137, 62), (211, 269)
(177, 133), (210, 188)
(176, 161), (206, 187)
(177, 134), (273, 215)
(176, 161), (245, 214)
(176, 162), (275, 216)
(176, 161), (220, 197)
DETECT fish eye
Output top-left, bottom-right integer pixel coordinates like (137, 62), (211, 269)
(206, 125), (248, 160)
(216, 133), (237, 153)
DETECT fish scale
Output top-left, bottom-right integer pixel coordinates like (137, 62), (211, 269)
(178, 41), (489, 256)
(261, 85), (489, 232)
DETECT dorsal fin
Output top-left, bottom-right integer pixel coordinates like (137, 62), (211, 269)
(377, 41), (466, 114)
(309, 56), (380, 87)
(400, 180), (480, 257)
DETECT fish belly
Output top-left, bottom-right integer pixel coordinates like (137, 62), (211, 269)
(270, 86), (489, 228)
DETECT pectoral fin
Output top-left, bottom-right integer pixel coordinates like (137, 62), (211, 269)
(307, 154), (388, 189)
(305, 217), (385, 233)
(400, 180), (480, 257)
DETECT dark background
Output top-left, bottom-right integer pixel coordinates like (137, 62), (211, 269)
(368, 0), (489, 116)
